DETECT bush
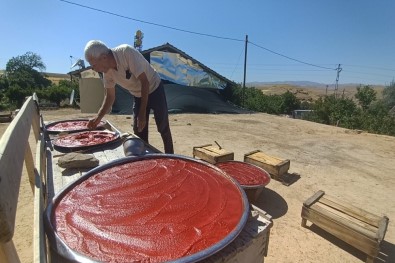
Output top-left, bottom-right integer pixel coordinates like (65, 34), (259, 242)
(4, 85), (33, 108)
(227, 85), (301, 115)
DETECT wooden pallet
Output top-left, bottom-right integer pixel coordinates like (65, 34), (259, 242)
(301, 190), (389, 263)
(244, 150), (290, 180)
(193, 144), (234, 164)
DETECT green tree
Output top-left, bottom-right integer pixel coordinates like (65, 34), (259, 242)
(382, 80), (395, 109)
(355, 85), (376, 111)
(5, 85), (33, 108)
(36, 79), (78, 107)
(0, 75), (9, 90)
(5, 52), (51, 89)
(281, 91), (300, 114)
(308, 94), (358, 128)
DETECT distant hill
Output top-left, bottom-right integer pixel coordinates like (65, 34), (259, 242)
(0, 70), (69, 80)
(246, 81), (384, 89)
(247, 81), (327, 88)
(246, 81), (385, 102)
(43, 72), (70, 84)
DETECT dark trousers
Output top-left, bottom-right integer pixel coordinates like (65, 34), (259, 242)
(133, 82), (174, 154)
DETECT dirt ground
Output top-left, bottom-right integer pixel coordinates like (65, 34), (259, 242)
(2, 108), (394, 263)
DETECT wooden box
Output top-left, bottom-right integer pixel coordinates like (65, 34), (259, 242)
(301, 190), (389, 263)
(244, 150), (290, 178)
(193, 144), (234, 164)
(202, 205), (272, 263)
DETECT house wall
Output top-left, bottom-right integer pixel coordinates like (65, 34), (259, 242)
(79, 78), (104, 113)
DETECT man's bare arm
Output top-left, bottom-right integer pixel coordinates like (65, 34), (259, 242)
(88, 87), (115, 129)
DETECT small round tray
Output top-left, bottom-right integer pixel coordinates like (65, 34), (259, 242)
(52, 130), (120, 152)
(45, 119), (106, 134)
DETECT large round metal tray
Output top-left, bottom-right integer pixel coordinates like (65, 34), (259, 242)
(44, 154), (249, 263)
(45, 119), (107, 134)
(52, 130), (121, 152)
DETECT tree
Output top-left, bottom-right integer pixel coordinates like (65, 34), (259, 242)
(0, 75), (9, 90)
(355, 85), (376, 111)
(281, 91), (300, 114)
(5, 52), (51, 89)
(383, 80), (395, 109)
(4, 86), (33, 108)
(308, 94), (358, 127)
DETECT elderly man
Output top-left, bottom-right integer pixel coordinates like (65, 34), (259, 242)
(84, 40), (174, 154)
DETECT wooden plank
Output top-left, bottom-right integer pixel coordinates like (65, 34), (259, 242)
(302, 206), (380, 258)
(244, 150), (290, 178)
(31, 102), (40, 142)
(244, 156), (278, 176)
(103, 145), (125, 162)
(303, 190), (325, 207)
(248, 151), (284, 166)
(193, 146), (234, 164)
(0, 96), (36, 242)
(0, 240), (21, 263)
(243, 149), (261, 157)
(320, 195), (382, 227)
(47, 150), (62, 200)
(313, 202), (377, 239)
(376, 216), (389, 242)
(193, 144), (212, 151)
(193, 148), (217, 164)
(61, 170), (83, 188)
(93, 150), (110, 165)
(33, 169), (47, 263)
(24, 142), (35, 193)
(38, 135), (47, 185)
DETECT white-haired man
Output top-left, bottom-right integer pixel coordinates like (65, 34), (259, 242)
(84, 40), (173, 154)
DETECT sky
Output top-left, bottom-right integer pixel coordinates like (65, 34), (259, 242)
(1, 0), (394, 86)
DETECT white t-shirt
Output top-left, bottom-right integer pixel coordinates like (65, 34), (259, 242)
(103, 44), (161, 97)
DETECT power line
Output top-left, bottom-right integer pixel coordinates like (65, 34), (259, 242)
(230, 46), (244, 79)
(248, 41), (337, 71)
(59, 0), (244, 42)
(342, 64), (395, 72)
(60, 0), (340, 71)
(343, 69), (394, 78)
(60, 0), (343, 73)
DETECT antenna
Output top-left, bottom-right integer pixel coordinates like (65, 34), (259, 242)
(134, 30), (144, 52)
(70, 57), (86, 70)
(334, 64), (342, 98)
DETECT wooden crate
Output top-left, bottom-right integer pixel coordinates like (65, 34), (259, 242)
(202, 205), (273, 263)
(301, 190), (389, 263)
(193, 144), (234, 164)
(244, 150), (290, 179)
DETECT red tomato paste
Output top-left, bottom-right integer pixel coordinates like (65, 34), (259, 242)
(53, 131), (118, 148)
(47, 120), (104, 132)
(216, 161), (270, 187)
(53, 158), (244, 262)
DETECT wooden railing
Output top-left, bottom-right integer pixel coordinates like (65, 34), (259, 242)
(0, 96), (47, 263)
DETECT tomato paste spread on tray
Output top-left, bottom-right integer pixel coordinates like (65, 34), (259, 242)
(52, 157), (245, 262)
(53, 130), (118, 148)
(46, 120), (104, 132)
(216, 161), (270, 187)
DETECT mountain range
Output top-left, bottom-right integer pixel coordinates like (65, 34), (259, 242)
(246, 81), (384, 88)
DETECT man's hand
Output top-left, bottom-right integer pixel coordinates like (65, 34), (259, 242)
(87, 117), (101, 129)
(137, 112), (146, 132)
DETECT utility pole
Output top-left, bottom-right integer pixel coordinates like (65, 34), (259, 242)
(334, 64), (342, 98)
(242, 35), (248, 107)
